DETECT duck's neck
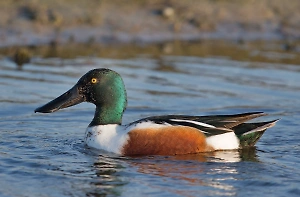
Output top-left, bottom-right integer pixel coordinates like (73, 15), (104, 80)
(89, 103), (125, 126)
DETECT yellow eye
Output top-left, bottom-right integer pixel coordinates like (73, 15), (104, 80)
(91, 78), (97, 84)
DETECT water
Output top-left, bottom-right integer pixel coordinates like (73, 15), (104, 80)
(0, 41), (300, 197)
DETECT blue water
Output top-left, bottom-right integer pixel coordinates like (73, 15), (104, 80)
(0, 43), (300, 197)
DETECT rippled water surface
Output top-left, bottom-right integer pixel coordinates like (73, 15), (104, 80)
(0, 41), (300, 197)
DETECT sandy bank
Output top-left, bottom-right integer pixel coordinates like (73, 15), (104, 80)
(0, 0), (300, 47)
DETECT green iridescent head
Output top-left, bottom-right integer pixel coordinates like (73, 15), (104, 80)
(35, 68), (127, 126)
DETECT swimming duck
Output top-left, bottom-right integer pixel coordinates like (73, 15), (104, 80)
(35, 68), (277, 155)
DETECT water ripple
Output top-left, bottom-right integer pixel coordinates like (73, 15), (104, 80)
(0, 43), (300, 197)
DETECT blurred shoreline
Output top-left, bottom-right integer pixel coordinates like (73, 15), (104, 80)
(0, 0), (300, 48)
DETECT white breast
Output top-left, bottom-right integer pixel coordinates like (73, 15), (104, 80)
(84, 124), (129, 154)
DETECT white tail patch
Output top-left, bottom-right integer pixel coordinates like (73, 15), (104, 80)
(170, 119), (216, 128)
(206, 132), (239, 150)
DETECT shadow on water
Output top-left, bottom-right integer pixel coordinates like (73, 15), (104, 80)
(2, 39), (300, 65)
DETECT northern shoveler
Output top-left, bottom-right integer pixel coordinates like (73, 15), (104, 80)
(35, 68), (278, 155)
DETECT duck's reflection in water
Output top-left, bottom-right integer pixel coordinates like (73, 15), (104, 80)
(90, 148), (258, 196)
(124, 148), (258, 196)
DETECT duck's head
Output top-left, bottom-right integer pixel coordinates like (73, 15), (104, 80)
(35, 68), (127, 126)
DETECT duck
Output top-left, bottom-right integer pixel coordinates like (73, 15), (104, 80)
(35, 68), (278, 156)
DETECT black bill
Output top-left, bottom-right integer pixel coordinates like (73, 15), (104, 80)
(35, 85), (85, 113)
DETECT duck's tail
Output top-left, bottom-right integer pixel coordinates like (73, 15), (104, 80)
(233, 119), (278, 147)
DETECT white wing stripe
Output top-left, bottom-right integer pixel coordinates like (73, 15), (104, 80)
(169, 119), (216, 128)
